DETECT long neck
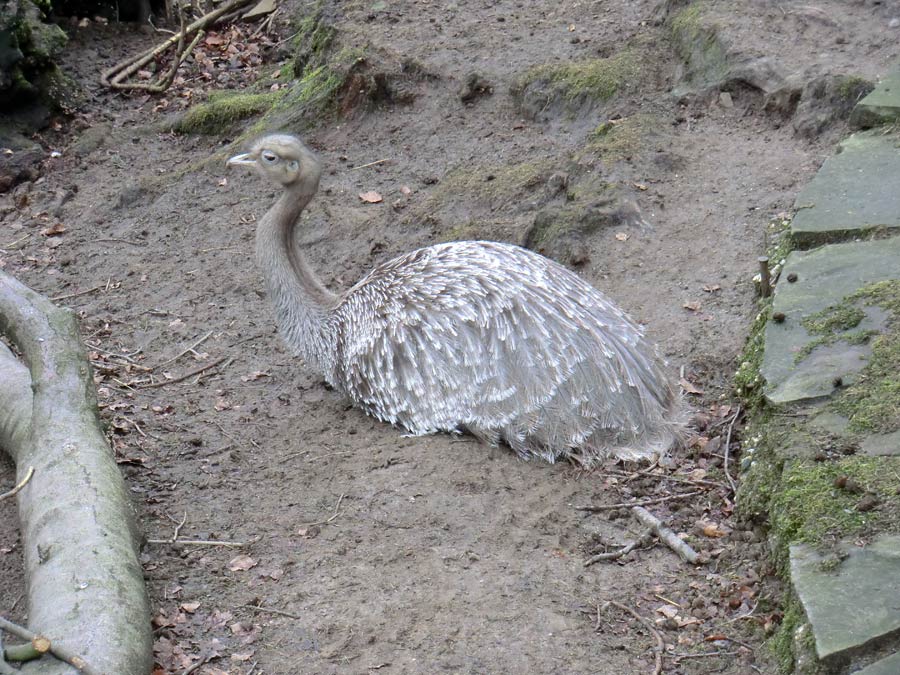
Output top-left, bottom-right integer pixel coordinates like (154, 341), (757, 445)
(255, 177), (338, 376)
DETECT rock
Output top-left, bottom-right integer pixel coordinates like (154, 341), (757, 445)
(790, 536), (900, 666)
(791, 131), (900, 245)
(0, 0), (68, 109)
(760, 237), (900, 405)
(854, 651), (900, 675)
(850, 62), (900, 129)
(792, 74), (874, 139)
(0, 130), (43, 193)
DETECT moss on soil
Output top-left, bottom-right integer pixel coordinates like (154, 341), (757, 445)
(174, 91), (282, 135)
(588, 114), (658, 164)
(669, 2), (729, 86)
(513, 51), (639, 106)
(431, 162), (552, 209)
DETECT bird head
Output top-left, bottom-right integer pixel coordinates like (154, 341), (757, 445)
(227, 134), (322, 188)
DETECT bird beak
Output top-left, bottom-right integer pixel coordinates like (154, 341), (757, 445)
(226, 152), (256, 166)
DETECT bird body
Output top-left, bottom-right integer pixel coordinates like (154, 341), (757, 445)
(229, 135), (684, 466)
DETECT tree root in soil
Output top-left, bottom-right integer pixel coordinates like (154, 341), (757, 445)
(0, 270), (152, 675)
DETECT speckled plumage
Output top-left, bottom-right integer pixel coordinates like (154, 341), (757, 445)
(229, 135), (684, 466)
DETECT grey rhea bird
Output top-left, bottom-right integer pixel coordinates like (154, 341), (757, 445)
(228, 134), (685, 466)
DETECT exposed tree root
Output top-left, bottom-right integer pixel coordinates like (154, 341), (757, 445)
(0, 270), (152, 675)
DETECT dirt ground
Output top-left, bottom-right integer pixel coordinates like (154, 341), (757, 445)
(2, 1), (898, 673)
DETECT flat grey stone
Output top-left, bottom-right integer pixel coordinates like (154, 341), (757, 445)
(861, 429), (900, 457)
(851, 64), (900, 129)
(853, 651), (900, 675)
(761, 238), (900, 405)
(791, 131), (900, 244)
(790, 535), (900, 663)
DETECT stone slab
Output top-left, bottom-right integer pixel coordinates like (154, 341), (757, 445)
(761, 237), (900, 405)
(791, 131), (900, 244)
(854, 651), (900, 675)
(851, 64), (900, 129)
(861, 429), (900, 457)
(790, 535), (900, 662)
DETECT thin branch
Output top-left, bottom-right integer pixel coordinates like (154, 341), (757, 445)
(604, 601), (663, 675)
(136, 356), (229, 389)
(241, 604), (301, 620)
(722, 405), (741, 495)
(350, 158), (389, 170)
(0, 617), (100, 675)
(575, 490), (703, 512)
(51, 285), (105, 302)
(0, 466), (34, 502)
(632, 506), (701, 564)
(585, 528), (653, 566)
(145, 538), (245, 547)
(154, 331), (213, 368)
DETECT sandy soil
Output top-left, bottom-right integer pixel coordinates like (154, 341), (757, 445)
(2, 1), (898, 673)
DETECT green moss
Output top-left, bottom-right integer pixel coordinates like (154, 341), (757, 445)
(802, 304), (865, 334)
(734, 300), (772, 411)
(173, 91), (282, 135)
(669, 2), (729, 87)
(771, 457), (900, 561)
(836, 74), (872, 102)
(587, 114), (658, 164)
(769, 598), (811, 674)
(514, 51), (638, 106)
(823, 280), (900, 433)
(432, 162), (551, 209)
(291, 3), (337, 77)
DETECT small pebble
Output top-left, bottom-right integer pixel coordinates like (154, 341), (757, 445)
(787, 272), (798, 282)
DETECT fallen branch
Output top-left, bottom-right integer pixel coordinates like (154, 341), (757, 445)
(575, 490), (704, 512)
(0, 616), (98, 675)
(604, 601), (663, 675)
(632, 506), (701, 565)
(101, 0), (254, 91)
(0, 270), (153, 675)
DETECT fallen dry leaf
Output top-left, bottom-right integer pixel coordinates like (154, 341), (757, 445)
(614, 232), (629, 241)
(227, 554), (258, 572)
(683, 301), (702, 312)
(679, 377), (704, 395)
(359, 190), (383, 203)
(217, 177), (228, 187)
(703, 284), (721, 293)
(41, 222), (66, 236)
(400, 185), (412, 195)
(656, 605), (679, 619)
(180, 601), (201, 613)
(698, 521), (730, 538)
(241, 370), (270, 382)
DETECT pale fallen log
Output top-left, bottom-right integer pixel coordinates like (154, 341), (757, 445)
(0, 270), (152, 675)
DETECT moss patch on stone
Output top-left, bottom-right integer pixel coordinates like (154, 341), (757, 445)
(829, 280), (900, 433)
(771, 457), (900, 553)
(174, 91), (282, 135)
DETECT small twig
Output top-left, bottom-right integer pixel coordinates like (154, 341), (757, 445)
(136, 356), (228, 389)
(51, 285), (105, 302)
(94, 238), (147, 246)
(350, 158), (389, 170)
(576, 490), (703, 512)
(674, 650), (741, 661)
(725, 599), (760, 623)
(632, 506), (700, 564)
(167, 511), (188, 541)
(299, 493), (346, 528)
(1, 234), (30, 250)
(604, 601), (664, 675)
(0, 466), (34, 502)
(154, 331), (213, 368)
(241, 604), (301, 620)
(145, 538), (245, 547)
(584, 528), (653, 566)
(0, 616), (99, 675)
(722, 405), (741, 495)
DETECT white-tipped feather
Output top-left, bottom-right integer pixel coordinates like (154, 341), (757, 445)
(230, 134), (686, 467)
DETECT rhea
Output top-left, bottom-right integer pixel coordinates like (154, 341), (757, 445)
(228, 134), (683, 466)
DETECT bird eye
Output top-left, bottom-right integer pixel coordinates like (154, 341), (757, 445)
(261, 151), (278, 163)
(288, 160), (299, 171)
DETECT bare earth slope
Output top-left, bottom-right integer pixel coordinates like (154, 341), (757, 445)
(2, 1), (898, 673)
